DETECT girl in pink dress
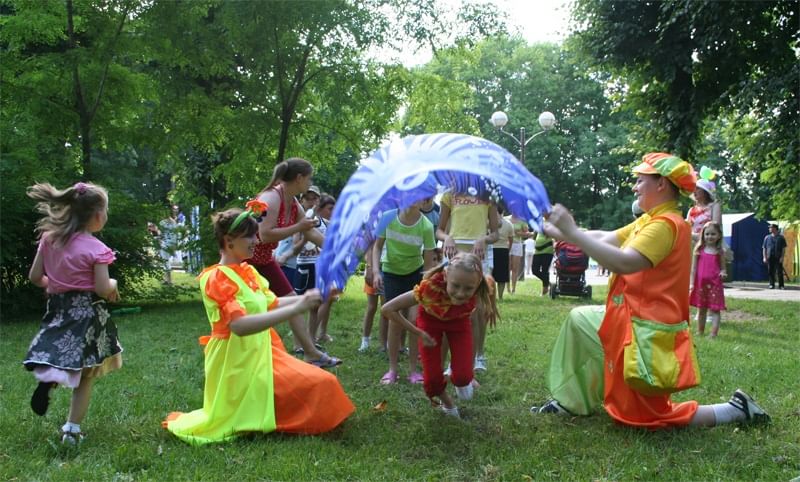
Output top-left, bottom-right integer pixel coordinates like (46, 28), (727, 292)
(689, 222), (727, 337)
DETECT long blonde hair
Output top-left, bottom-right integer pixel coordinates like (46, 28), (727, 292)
(27, 182), (108, 247)
(423, 252), (499, 322)
(694, 221), (725, 257)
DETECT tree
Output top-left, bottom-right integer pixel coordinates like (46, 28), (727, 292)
(402, 36), (636, 228)
(572, 0), (799, 219)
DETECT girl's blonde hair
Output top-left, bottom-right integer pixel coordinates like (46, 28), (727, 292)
(27, 182), (108, 247)
(423, 252), (499, 322)
(694, 221), (724, 255)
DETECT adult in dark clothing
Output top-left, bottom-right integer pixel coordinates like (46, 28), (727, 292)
(762, 224), (787, 289)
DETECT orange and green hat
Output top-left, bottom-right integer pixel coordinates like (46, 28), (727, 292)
(632, 152), (696, 196)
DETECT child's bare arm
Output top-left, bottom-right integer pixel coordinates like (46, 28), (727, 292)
(29, 250), (49, 289)
(93, 264), (119, 302)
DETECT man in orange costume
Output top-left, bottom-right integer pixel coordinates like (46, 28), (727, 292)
(532, 153), (769, 429)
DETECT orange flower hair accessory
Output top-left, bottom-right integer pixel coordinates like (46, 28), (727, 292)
(229, 199), (268, 233)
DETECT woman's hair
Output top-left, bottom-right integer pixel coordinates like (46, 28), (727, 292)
(211, 208), (259, 249)
(693, 187), (712, 205)
(423, 252), (499, 321)
(27, 182), (108, 247)
(317, 194), (336, 211)
(262, 157), (313, 192)
(694, 221), (724, 255)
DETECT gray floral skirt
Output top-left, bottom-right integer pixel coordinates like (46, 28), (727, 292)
(23, 291), (123, 372)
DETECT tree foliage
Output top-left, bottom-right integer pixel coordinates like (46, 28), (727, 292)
(0, 0), (505, 314)
(572, 0), (799, 220)
(402, 36), (636, 228)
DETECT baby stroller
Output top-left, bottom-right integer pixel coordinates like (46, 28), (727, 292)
(550, 241), (592, 299)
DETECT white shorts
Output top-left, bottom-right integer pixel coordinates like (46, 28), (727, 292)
(510, 242), (523, 257)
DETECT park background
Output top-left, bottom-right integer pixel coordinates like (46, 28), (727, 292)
(1, 1), (799, 480)
(1, 0), (798, 313)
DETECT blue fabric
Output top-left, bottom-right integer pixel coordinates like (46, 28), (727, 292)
(316, 133), (551, 297)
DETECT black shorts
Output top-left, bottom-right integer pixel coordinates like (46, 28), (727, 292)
(294, 263), (316, 294)
(382, 268), (423, 302)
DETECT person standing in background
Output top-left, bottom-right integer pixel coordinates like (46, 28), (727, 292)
(762, 224), (786, 289)
(493, 211), (514, 300)
(531, 232), (555, 296)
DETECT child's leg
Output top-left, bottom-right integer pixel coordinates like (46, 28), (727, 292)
(406, 307), (420, 376)
(696, 307), (708, 335)
(497, 282), (505, 300)
(67, 375), (95, 425)
(383, 321), (402, 383)
(448, 325), (474, 389)
(709, 311), (721, 337)
(362, 294), (378, 337)
(419, 322), (447, 400)
(472, 304), (487, 366)
(360, 294), (378, 351)
(289, 313), (335, 362)
(307, 309), (320, 342)
(377, 296), (388, 350)
(316, 299), (333, 341)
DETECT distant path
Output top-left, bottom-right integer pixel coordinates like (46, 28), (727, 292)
(582, 272), (798, 302)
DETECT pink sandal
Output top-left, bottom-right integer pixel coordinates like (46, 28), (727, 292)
(380, 370), (398, 385)
(407, 372), (424, 384)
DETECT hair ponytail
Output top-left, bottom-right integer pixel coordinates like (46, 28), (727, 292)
(27, 182), (108, 247)
(262, 157), (313, 192)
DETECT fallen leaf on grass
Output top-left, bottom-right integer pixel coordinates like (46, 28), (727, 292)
(372, 400), (388, 412)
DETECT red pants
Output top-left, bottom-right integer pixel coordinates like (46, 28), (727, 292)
(418, 314), (473, 399)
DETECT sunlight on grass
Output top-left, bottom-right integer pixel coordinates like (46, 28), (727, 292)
(1, 276), (798, 480)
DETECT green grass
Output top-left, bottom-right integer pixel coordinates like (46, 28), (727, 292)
(1, 274), (798, 481)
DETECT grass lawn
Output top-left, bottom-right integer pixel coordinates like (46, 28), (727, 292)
(1, 273), (798, 481)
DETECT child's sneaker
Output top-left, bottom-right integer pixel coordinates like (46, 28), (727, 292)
(530, 399), (571, 415)
(31, 382), (56, 416)
(455, 383), (474, 401)
(440, 405), (460, 418)
(473, 356), (487, 372)
(728, 389), (771, 424)
(61, 430), (85, 445)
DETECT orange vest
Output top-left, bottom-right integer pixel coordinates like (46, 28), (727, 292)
(598, 210), (699, 428)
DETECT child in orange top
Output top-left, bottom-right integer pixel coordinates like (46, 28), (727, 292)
(689, 222), (727, 337)
(382, 253), (498, 418)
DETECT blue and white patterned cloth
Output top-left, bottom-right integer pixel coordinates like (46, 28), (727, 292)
(316, 133), (551, 297)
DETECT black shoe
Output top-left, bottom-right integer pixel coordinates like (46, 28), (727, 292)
(728, 389), (771, 424)
(530, 399), (571, 415)
(769, 285), (775, 289)
(31, 382), (55, 416)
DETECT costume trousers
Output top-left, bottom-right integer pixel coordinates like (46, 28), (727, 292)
(531, 254), (553, 287)
(418, 316), (473, 399)
(767, 257), (784, 288)
(548, 306), (605, 415)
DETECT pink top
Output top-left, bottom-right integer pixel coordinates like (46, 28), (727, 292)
(38, 232), (116, 294)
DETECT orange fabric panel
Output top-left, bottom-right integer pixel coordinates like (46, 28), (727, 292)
(269, 329), (355, 433)
(599, 209), (699, 428)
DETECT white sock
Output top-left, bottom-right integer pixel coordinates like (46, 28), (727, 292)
(712, 402), (746, 424)
(361, 336), (370, 344)
(455, 383), (474, 400)
(62, 422), (81, 433)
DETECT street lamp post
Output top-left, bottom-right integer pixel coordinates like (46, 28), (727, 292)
(489, 111), (556, 164)
(489, 110), (556, 282)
